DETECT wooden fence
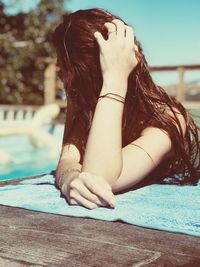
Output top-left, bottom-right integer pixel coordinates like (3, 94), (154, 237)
(2, 59), (199, 112)
(0, 105), (39, 122)
(150, 65), (200, 109)
(42, 59), (200, 109)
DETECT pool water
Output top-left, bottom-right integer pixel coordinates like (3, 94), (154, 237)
(0, 124), (64, 181)
(0, 109), (200, 181)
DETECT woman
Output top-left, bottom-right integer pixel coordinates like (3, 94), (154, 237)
(53, 8), (200, 209)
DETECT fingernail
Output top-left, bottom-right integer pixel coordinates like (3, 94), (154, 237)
(96, 200), (102, 206)
(91, 204), (97, 209)
(109, 199), (116, 208)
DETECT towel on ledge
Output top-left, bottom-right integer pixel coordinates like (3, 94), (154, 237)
(0, 175), (199, 237)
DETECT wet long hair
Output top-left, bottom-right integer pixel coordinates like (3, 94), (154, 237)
(53, 8), (200, 185)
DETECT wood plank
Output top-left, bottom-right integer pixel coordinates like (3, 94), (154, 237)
(1, 176), (200, 266)
(150, 64), (200, 71)
(0, 174), (47, 187)
(0, 205), (200, 266)
(0, 206), (158, 266)
(0, 257), (31, 267)
(177, 67), (185, 102)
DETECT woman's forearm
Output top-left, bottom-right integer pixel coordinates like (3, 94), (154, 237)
(82, 78), (127, 185)
(55, 144), (82, 188)
(55, 19), (138, 209)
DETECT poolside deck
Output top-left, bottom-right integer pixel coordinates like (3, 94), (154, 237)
(0, 176), (200, 266)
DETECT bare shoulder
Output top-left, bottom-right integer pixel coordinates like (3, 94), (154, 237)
(140, 106), (187, 159)
(141, 106), (186, 136)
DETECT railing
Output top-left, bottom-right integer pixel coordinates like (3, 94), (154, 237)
(0, 104), (64, 125)
(39, 57), (67, 108)
(41, 59), (200, 109)
(150, 65), (200, 109)
(0, 105), (40, 122)
(3, 58), (198, 110)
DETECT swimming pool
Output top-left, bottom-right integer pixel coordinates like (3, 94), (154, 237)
(0, 124), (64, 181)
(1, 109), (200, 181)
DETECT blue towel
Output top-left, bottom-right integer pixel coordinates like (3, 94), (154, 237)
(0, 175), (199, 237)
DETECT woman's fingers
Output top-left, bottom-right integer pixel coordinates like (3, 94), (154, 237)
(69, 191), (97, 210)
(80, 172), (116, 207)
(94, 18), (138, 82)
(104, 22), (116, 40)
(104, 20), (126, 40)
(125, 25), (135, 47)
(112, 19), (125, 39)
(61, 172), (112, 209)
(61, 182), (70, 202)
(70, 198), (78, 205)
(70, 178), (106, 206)
(62, 179), (98, 209)
(61, 171), (117, 209)
(94, 31), (106, 47)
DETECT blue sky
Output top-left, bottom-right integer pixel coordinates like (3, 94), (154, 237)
(2, 0), (200, 85)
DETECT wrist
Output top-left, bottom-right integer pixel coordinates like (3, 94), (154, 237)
(103, 72), (128, 84)
(101, 79), (127, 97)
(56, 167), (81, 189)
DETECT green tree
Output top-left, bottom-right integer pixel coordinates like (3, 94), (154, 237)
(0, 0), (68, 105)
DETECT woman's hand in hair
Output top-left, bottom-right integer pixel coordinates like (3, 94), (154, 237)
(94, 19), (138, 85)
(61, 171), (116, 210)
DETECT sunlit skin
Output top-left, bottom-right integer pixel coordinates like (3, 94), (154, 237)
(55, 18), (187, 210)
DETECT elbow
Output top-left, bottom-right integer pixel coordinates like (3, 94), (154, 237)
(104, 168), (122, 185)
(82, 150), (123, 184)
(82, 159), (122, 185)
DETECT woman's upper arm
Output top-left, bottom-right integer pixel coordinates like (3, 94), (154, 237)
(112, 127), (172, 192)
(112, 109), (187, 193)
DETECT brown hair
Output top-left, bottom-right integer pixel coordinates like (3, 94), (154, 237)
(53, 8), (200, 185)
